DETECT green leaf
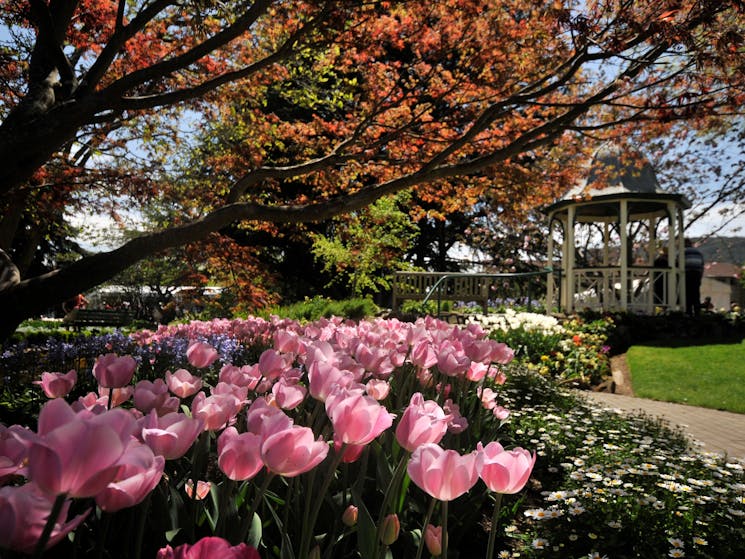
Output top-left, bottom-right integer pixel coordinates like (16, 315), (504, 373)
(165, 529), (181, 543)
(351, 485), (378, 559)
(263, 498), (294, 559)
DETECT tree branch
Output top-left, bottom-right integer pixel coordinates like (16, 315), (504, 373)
(102, 0), (274, 95)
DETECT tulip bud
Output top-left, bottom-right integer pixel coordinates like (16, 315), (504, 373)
(342, 505), (358, 527)
(185, 479), (211, 500)
(379, 513), (400, 545)
(424, 524), (442, 556)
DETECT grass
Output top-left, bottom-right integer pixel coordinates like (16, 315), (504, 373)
(626, 340), (745, 414)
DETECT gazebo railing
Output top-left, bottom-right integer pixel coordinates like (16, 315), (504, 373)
(568, 267), (676, 313)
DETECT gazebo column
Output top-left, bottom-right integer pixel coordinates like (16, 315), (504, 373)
(677, 205), (687, 311)
(647, 216), (657, 313)
(619, 200), (628, 311)
(602, 221), (611, 306)
(566, 206), (576, 313)
(667, 203), (675, 309)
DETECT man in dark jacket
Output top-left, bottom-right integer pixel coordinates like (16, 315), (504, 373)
(684, 239), (705, 317)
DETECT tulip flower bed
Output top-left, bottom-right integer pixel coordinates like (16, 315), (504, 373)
(2, 315), (744, 559)
(1, 316), (535, 558)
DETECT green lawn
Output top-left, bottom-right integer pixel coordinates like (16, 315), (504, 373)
(626, 340), (745, 414)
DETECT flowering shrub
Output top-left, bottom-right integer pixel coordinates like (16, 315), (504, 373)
(0, 316), (533, 558)
(470, 312), (613, 387)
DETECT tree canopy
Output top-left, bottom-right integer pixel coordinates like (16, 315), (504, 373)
(1, 0), (744, 338)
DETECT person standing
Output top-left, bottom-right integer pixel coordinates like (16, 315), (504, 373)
(684, 239), (704, 317)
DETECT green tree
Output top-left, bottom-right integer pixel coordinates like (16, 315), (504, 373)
(310, 192), (419, 296)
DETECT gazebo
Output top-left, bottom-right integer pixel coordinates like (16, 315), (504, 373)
(543, 144), (691, 314)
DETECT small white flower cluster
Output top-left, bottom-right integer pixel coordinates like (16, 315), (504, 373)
(498, 370), (745, 558)
(468, 309), (565, 336)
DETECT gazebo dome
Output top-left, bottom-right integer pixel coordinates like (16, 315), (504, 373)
(544, 144), (691, 220)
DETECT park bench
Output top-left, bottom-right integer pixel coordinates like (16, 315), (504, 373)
(63, 308), (132, 329)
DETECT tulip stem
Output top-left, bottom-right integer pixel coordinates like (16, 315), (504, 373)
(215, 479), (235, 538)
(299, 447), (346, 559)
(441, 500), (449, 559)
(374, 453), (409, 558)
(132, 493), (152, 559)
(32, 493), (67, 559)
(414, 498), (437, 559)
(485, 493), (504, 559)
(95, 513), (111, 559)
(240, 472), (275, 543)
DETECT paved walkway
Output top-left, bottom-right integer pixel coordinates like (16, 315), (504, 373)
(580, 391), (745, 461)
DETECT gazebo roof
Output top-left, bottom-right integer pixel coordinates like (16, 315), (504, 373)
(543, 143), (691, 217)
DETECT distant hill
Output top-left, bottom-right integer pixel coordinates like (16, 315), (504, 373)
(695, 237), (745, 265)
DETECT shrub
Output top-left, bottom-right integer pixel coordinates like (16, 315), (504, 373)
(261, 296), (380, 322)
(469, 312), (613, 387)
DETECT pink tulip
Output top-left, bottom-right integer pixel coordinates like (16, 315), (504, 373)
(191, 392), (239, 431)
(424, 524), (443, 556)
(0, 484), (89, 554)
(325, 387), (394, 446)
(98, 386), (134, 408)
(134, 379), (173, 414)
(464, 339), (496, 363)
(491, 342), (514, 364)
(140, 410), (203, 460)
(274, 329), (303, 354)
(185, 479), (211, 500)
(407, 443), (479, 501)
(436, 343), (471, 377)
(271, 377), (307, 410)
(246, 398), (293, 436)
(72, 391), (108, 413)
(477, 441), (536, 494)
(35, 369), (77, 398)
(93, 353), (137, 388)
(166, 368), (203, 398)
(333, 435), (365, 463)
(222, 364), (262, 391)
(217, 427), (263, 481)
(258, 348), (292, 380)
(156, 536), (260, 559)
(0, 425), (35, 482)
(261, 424), (328, 477)
(29, 400), (135, 498)
(212, 382), (249, 407)
(443, 399), (468, 434)
(492, 406), (510, 420)
(466, 361), (489, 381)
(395, 392), (450, 452)
(365, 379), (390, 400)
(186, 341), (219, 368)
(95, 440), (165, 512)
(410, 339), (438, 369)
(479, 387), (498, 410)
(354, 343), (394, 376)
(489, 367), (507, 385)
(308, 361), (354, 401)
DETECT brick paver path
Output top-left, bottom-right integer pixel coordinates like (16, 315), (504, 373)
(581, 391), (745, 461)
